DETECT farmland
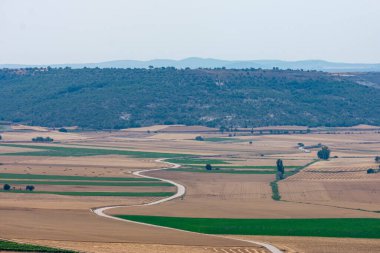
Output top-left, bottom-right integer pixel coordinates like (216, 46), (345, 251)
(0, 125), (380, 252)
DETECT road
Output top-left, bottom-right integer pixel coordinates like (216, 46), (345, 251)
(91, 159), (283, 253)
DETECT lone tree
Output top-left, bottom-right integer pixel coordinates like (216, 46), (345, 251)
(58, 128), (68, 133)
(26, 185), (35, 191)
(3, 184), (11, 191)
(375, 156), (380, 163)
(276, 159), (285, 180)
(205, 164), (212, 170)
(317, 146), (331, 160)
(367, 168), (375, 174)
(195, 136), (204, 141)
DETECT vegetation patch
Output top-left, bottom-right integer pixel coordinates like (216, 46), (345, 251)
(270, 181), (281, 200)
(115, 215), (380, 239)
(0, 240), (76, 252)
(0, 68), (379, 129)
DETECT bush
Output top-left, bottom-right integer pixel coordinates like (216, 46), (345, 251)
(205, 164), (212, 170)
(367, 169), (375, 174)
(58, 128), (68, 133)
(26, 185), (35, 191)
(3, 184), (11, 191)
(375, 156), (380, 163)
(32, 136), (54, 142)
(195, 136), (204, 141)
(317, 146), (331, 160)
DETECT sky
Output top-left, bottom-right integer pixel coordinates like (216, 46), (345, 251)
(0, 0), (379, 64)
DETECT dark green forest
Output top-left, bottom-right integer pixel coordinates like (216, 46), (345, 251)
(0, 67), (379, 129)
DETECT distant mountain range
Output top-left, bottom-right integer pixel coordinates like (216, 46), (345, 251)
(1, 58), (380, 72)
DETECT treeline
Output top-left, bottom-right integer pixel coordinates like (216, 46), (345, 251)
(0, 67), (379, 129)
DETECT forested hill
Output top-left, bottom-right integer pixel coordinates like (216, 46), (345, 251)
(0, 68), (379, 129)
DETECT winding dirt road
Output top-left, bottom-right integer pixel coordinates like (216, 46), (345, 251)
(91, 159), (283, 253)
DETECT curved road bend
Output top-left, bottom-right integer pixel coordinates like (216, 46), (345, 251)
(91, 159), (283, 253)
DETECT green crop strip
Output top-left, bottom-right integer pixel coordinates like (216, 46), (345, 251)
(0, 190), (175, 197)
(115, 216), (380, 239)
(0, 144), (190, 158)
(0, 180), (172, 187)
(0, 240), (76, 252)
(0, 173), (159, 181)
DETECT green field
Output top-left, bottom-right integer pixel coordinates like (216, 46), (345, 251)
(0, 144), (189, 158)
(0, 190), (174, 197)
(115, 216), (380, 238)
(0, 173), (159, 181)
(0, 180), (172, 187)
(0, 240), (76, 252)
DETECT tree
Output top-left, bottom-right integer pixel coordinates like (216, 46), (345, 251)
(26, 185), (35, 191)
(276, 159), (285, 180)
(195, 136), (204, 141)
(58, 127), (68, 133)
(375, 156), (380, 163)
(3, 184), (11, 191)
(367, 168), (375, 174)
(276, 159), (285, 174)
(317, 146), (331, 160)
(32, 136), (54, 142)
(205, 164), (212, 170)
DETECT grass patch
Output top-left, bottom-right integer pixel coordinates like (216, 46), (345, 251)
(0, 180), (172, 187)
(0, 240), (76, 252)
(0, 144), (189, 158)
(115, 215), (380, 239)
(0, 190), (174, 197)
(0, 173), (159, 181)
(166, 158), (229, 165)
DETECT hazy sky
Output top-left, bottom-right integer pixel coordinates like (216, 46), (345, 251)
(1, 0), (379, 64)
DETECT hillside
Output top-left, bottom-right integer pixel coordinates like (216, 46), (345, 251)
(2, 58), (380, 72)
(0, 68), (379, 129)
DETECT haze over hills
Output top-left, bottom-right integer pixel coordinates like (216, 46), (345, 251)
(0, 67), (379, 129)
(2, 58), (380, 72)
